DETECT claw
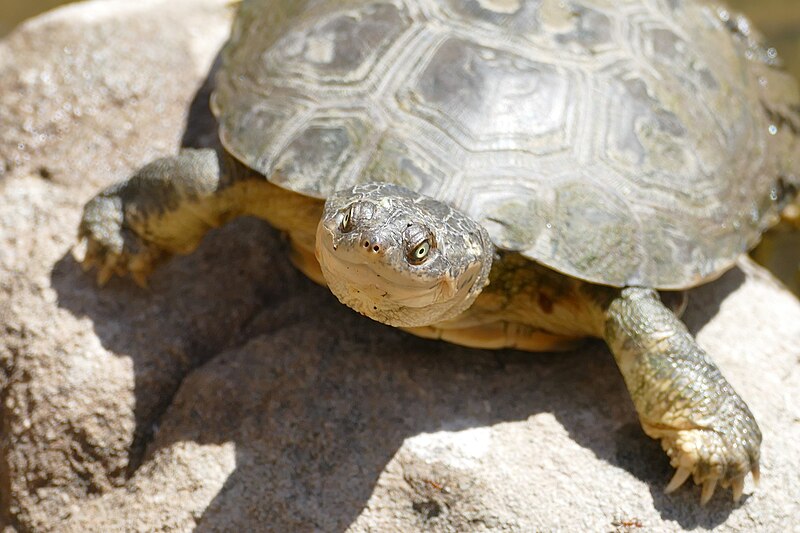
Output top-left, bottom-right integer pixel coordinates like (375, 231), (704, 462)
(700, 477), (718, 506)
(665, 466), (692, 494)
(732, 477), (744, 503)
(96, 263), (114, 286)
(752, 463), (760, 488)
(83, 239), (103, 270)
(73, 237), (90, 265)
(131, 269), (150, 289)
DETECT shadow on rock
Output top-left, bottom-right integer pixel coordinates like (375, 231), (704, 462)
(148, 301), (613, 530)
(149, 268), (743, 530)
(50, 217), (306, 471)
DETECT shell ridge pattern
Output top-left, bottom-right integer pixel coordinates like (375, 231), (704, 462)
(215, 0), (800, 288)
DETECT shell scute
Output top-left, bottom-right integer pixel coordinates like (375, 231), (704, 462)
(215, 0), (800, 288)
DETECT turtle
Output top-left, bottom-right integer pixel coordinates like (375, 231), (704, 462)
(77, 0), (800, 505)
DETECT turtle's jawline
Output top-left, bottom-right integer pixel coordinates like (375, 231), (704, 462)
(318, 243), (454, 309)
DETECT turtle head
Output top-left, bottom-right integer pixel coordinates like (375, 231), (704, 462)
(316, 183), (494, 328)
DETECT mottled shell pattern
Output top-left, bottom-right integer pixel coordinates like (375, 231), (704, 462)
(213, 0), (800, 289)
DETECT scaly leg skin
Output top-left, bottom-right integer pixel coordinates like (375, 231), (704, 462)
(604, 288), (760, 505)
(78, 148), (238, 287)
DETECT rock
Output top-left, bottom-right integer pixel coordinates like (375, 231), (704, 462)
(1, 1), (799, 531)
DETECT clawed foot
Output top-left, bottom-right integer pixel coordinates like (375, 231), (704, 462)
(605, 287), (763, 507)
(658, 424), (761, 505)
(76, 193), (164, 287)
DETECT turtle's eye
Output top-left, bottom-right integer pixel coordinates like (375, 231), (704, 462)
(340, 205), (355, 233)
(339, 202), (374, 233)
(408, 239), (432, 265)
(404, 224), (435, 264)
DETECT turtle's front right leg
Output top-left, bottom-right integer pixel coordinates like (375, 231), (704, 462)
(603, 287), (761, 505)
(79, 148), (238, 286)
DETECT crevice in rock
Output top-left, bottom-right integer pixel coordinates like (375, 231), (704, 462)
(126, 354), (222, 476)
(35, 167), (52, 181)
(412, 499), (443, 520)
(125, 292), (274, 476)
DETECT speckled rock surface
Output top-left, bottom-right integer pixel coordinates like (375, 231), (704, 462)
(1, 1), (799, 531)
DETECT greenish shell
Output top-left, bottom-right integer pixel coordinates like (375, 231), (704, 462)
(212, 0), (800, 289)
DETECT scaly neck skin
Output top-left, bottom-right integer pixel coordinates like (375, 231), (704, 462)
(445, 252), (615, 340)
(461, 254), (689, 341)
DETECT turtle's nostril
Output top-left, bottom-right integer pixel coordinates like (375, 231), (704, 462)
(361, 236), (382, 253)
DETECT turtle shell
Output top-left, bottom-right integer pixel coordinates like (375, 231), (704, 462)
(212, 0), (800, 289)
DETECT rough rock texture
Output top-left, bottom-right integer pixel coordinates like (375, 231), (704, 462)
(1, 1), (799, 531)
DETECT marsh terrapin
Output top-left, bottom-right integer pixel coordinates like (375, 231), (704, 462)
(78, 0), (800, 505)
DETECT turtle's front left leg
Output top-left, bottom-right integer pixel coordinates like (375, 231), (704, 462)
(79, 148), (240, 286)
(603, 287), (760, 505)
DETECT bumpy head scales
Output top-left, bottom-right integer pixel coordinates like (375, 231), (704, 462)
(316, 183), (494, 328)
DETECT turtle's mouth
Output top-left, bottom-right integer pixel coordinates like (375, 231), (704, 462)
(316, 236), (454, 309)
(315, 221), (460, 327)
